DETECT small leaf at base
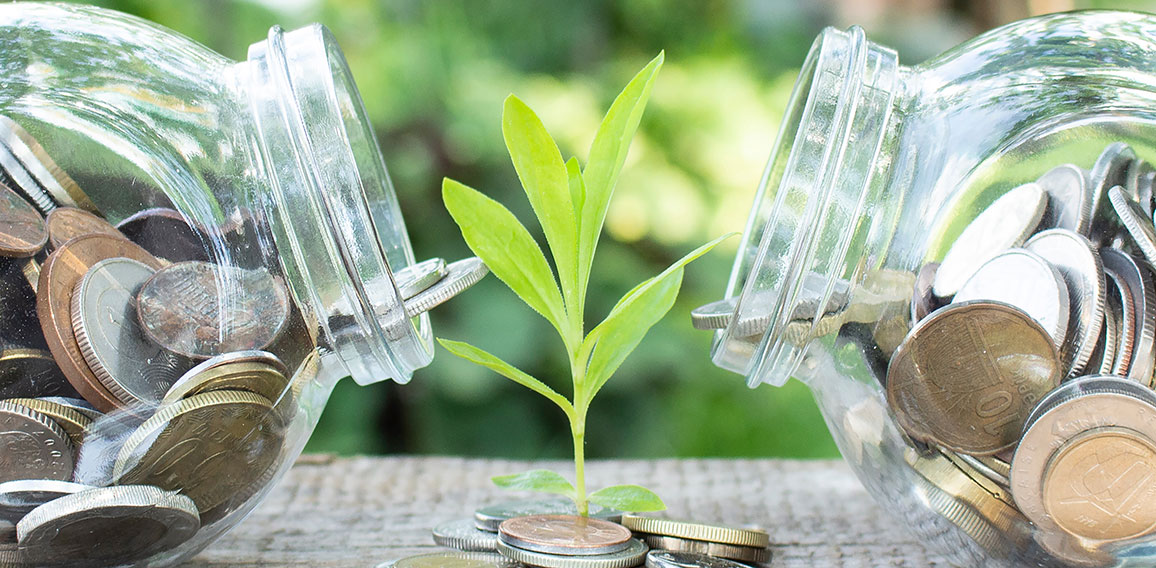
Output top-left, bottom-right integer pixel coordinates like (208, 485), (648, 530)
(492, 469), (576, 499)
(588, 484), (665, 512)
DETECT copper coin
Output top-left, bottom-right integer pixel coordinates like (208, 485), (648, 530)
(0, 401), (73, 483)
(136, 261), (290, 359)
(0, 181), (46, 258)
(886, 301), (1061, 455)
(36, 234), (162, 412)
(498, 514), (632, 556)
(115, 207), (209, 263)
(44, 207), (123, 250)
(0, 181), (45, 259)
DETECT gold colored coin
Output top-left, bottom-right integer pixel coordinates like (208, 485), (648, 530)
(4, 398), (92, 449)
(113, 389), (283, 512)
(637, 534), (770, 564)
(1043, 427), (1156, 542)
(886, 301), (1060, 455)
(620, 515), (769, 548)
(161, 361), (289, 406)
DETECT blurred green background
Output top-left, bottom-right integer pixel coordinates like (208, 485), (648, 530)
(69, 0), (1156, 460)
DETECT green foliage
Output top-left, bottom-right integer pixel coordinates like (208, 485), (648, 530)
(440, 53), (734, 514)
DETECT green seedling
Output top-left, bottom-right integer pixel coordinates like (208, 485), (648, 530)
(440, 52), (733, 515)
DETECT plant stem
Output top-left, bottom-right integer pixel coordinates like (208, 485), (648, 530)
(572, 410), (588, 516)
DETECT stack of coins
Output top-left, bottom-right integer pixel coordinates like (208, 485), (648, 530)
(694, 143), (1156, 563)
(622, 515), (770, 565)
(0, 116), (488, 564)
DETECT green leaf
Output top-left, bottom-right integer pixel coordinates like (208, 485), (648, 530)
(492, 469), (576, 499)
(443, 178), (568, 336)
(581, 233), (735, 402)
(588, 485), (665, 512)
(566, 158), (585, 236)
(438, 338), (574, 417)
(503, 96), (580, 321)
(578, 52), (664, 299)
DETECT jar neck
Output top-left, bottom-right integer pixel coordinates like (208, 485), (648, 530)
(712, 26), (903, 387)
(237, 25), (432, 385)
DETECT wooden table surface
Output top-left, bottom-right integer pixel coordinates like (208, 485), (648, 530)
(187, 456), (949, 567)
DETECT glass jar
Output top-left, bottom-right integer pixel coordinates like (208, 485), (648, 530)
(0, 3), (474, 566)
(707, 11), (1156, 568)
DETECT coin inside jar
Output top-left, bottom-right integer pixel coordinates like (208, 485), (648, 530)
(0, 479), (91, 523)
(4, 397), (93, 450)
(135, 261), (291, 359)
(0, 181), (47, 258)
(37, 234), (163, 412)
(498, 515), (633, 556)
(1024, 229), (1105, 378)
(0, 348), (79, 400)
(886, 301), (1060, 455)
(44, 207), (124, 250)
(1099, 248), (1155, 385)
(161, 359), (289, 407)
(951, 249), (1069, 348)
(0, 401), (74, 483)
(1037, 163), (1092, 234)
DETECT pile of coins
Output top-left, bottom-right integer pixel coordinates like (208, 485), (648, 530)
(695, 143), (1156, 563)
(390, 499), (771, 568)
(0, 117), (487, 565)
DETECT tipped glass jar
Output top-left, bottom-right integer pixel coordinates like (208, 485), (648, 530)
(697, 11), (1156, 567)
(0, 3), (484, 566)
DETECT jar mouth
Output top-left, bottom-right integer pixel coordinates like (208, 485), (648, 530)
(711, 26), (898, 387)
(246, 25), (433, 385)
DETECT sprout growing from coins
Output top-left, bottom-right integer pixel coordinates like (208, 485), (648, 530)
(440, 52), (732, 515)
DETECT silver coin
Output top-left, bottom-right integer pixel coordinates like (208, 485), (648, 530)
(691, 297), (738, 331)
(404, 257), (489, 317)
(172, 349), (288, 379)
(1089, 142), (1137, 244)
(395, 258), (447, 301)
(387, 551), (522, 568)
(71, 257), (176, 406)
(952, 249), (1070, 348)
(17, 485), (200, 564)
(1090, 289), (1119, 376)
(1127, 158), (1154, 217)
(0, 116), (83, 213)
(694, 274), (849, 333)
(0, 140), (54, 215)
(933, 182), (1046, 298)
(1100, 248), (1156, 387)
(1024, 229), (1105, 378)
(646, 550), (752, 568)
(0, 480), (91, 523)
(1102, 258), (1136, 378)
(0, 401), (73, 483)
(911, 262), (941, 324)
(1037, 163), (1092, 234)
(475, 499), (622, 532)
(434, 518), (499, 552)
(497, 538), (648, 568)
(1111, 185), (1156, 268)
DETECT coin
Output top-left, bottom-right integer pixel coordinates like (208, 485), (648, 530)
(16, 485), (199, 564)
(1011, 375), (1156, 544)
(886, 301), (1060, 455)
(1111, 185), (1156, 267)
(72, 257), (183, 407)
(476, 499), (623, 532)
(0, 401), (73, 483)
(620, 515), (769, 549)
(636, 535), (768, 564)
(1024, 229), (1105, 378)
(0, 138), (54, 215)
(1043, 427), (1156, 542)
(433, 518), (499, 552)
(499, 515), (633, 556)
(0, 116), (94, 213)
(162, 360), (289, 407)
(1038, 163), (1092, 234)
(932, 182), (1046, 298)
(388, 551), (522, 568)
(0, 348), (80, 400)
(497, 537), (648, 568)
(1099, 248), (1156, 386)
(113, 389), (283, 512)
(136, 261), (291, 358)
(0, 480), (91, 523)
(115, 207), (210, 263)
(951, 249), (1069, 347)
(1126, 158), (1154, 216)
(404, 257), (489, 317)
(1100, 272), (1129, 376)
(395, 258), (448, 301)
(44, 207), (124, 250)
(954, 452), (1012, 489)
(911, 262), (941, 324)
(36, 396), (101, 422)
(645, 550), (751, 568)
(37, 234), (163, 411)
(4, 397), (93, 449)
(1089, 143), (1137, 244)
(1086, 295), (1118, 376)
(691, 298), (739, 331)
(0, 182), (46, 259)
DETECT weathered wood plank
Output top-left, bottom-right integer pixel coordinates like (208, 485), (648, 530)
(188, 457), (948, 567)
